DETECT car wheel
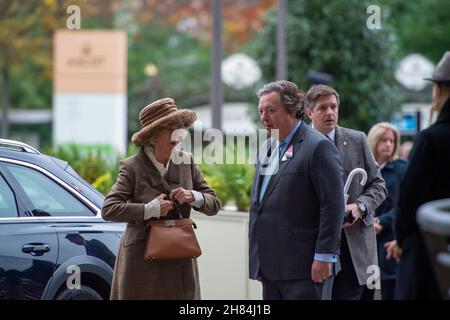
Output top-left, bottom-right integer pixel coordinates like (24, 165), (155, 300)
(55, 285), (103, 300)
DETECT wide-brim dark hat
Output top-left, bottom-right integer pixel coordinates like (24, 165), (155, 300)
(424, 51), (450, 83)
(131, 97), (196, 147)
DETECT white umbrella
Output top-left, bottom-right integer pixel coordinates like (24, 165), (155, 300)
(343, 168), (368, 224)
(344, 168), (368, 204)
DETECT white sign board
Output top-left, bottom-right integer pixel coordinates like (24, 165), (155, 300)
(53, 30), (127, 154)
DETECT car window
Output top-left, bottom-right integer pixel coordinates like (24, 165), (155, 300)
(0, 174), (18, 218)
(4, 163), (95, 217)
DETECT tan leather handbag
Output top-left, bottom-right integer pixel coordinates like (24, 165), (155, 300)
(144, 218), (202, 260)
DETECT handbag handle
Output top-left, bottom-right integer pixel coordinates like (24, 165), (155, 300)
(172, 200), (183, 219)
(145, 218), (197, 230)
(159, 193), (184, 219)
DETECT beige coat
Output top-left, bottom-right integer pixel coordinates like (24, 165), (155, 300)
(101, 149), (220, 299)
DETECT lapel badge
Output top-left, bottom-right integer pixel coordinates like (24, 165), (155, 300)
(282, 145), (294, 162)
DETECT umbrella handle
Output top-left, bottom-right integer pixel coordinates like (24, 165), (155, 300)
(343, 168), (368, 201)
(344, 194), (349, 204)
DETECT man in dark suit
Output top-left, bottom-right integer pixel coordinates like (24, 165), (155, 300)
(305, 85), (387, 300)
(249, 80), (345, 300)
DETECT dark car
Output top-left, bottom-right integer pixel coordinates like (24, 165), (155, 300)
(0, 138), (125, 300)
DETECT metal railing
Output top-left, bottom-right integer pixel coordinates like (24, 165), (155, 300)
(417, 199), (450, 299)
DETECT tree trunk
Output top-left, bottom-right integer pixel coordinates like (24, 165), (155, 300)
(1, 65), (9, 138)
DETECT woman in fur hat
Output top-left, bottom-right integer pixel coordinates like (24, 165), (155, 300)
(102, 98), (221, 299)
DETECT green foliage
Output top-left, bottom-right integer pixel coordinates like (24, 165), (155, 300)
(200, 163), (255, 212)
(201, 173), (231, 210)
(199, 141), (255, 212)
(92, 172), (113, 196)
(43, 144), (127, 196)
(43, 144), (116, 184)
(127, 22), (211, 138)
(383, 0), (450, 63)
(248, 0), (401, 132)
(40, 143), (141, 197)
(9, 62), (52, 109)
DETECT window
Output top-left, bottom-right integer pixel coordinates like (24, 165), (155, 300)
(0, 174), (18, 218)
(5, 163), (94, 217)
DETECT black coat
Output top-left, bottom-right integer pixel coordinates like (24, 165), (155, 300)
(395, 102), (450, 299)
(376, 159), (407, 280)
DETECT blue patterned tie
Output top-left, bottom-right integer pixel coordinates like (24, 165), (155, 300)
(278, 141), (286, 158)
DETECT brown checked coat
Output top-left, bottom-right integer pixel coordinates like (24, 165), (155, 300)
(101, 148), (220, 300)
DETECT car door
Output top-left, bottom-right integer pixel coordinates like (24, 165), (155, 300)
(0, 165), (58, 300)
(0, 159), (122, 300)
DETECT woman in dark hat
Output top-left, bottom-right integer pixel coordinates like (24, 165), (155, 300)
(101, 98), (221, 300)
(391, 51), (450, 299)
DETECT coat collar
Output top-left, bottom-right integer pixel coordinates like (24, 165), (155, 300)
(334, 126), (349, 150)
(257, 122), (306, 208)
(136, 148), (180, 193)
(383, 158), (406, 171)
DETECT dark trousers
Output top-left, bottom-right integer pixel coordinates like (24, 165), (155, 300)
(261, 273), (334, 300)
(381, 279), (396, 300)
(332, 232), (364, 300)
(394, 233), (441, 300)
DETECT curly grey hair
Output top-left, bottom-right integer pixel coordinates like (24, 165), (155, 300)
(256, 80), (305, 119)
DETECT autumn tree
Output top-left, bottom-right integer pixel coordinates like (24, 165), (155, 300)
(0, 0), (81, 138)
(0, 0), (275, 141)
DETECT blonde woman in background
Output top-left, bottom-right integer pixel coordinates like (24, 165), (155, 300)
(362, 122), (407, 300)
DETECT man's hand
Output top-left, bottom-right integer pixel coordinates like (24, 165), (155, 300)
(385, 240), (402, 263)
(157, 193), (174, 217)
(342, 203), (361, 228)
(311, 260), (333, 283)
(169, 187), (195, 205)
(374, 217), (383, 235)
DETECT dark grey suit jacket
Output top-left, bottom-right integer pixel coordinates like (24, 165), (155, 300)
(249, 123), (345, 281)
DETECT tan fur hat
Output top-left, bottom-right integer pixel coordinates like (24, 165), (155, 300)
(131, 97), (196, 146)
